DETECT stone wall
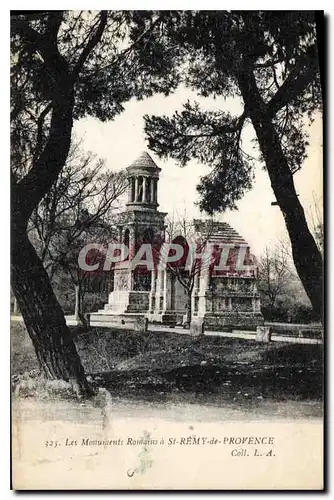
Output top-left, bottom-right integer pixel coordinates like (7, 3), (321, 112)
(203, 312), (264, 331)
(89, 313), (148, 332)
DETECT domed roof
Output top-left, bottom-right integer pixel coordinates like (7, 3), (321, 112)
(127, 151), (160, 171)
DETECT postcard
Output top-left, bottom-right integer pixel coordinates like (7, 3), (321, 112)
(11, 9), (324, 490)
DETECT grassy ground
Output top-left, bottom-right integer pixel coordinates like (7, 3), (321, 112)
(11, 322), (323, 417)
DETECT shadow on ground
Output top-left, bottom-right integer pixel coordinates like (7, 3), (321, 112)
(75, 328), (323, 409)
(11, 323), (323, 417)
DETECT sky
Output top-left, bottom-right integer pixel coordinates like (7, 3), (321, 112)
(74, 86), (323, 258)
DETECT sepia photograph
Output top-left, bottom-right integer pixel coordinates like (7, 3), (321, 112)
(10, 9), (324, 490)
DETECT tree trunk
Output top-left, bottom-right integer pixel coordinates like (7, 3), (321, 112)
(74, 284), (81, 321)
(11, 227), (93, 397)
(186, 292), (192, 325)
(10, 42), (98, 395)
(13, 296), (19, 315)
(269, 299), (275, 321)
(74, 283), (88, 327)
(237, 69), (323, 321)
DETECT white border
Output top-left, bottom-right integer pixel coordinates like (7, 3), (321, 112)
(2, 6), (332, 499)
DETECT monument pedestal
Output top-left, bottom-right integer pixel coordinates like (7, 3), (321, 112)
(100, 290), (149, 314)
(147, 310), (180, 325)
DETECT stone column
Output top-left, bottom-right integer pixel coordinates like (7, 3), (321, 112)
(151, 269), (157, 293)
(129, 226), (136, 260)
(146, 178), (151, 203)
(163, 270), (169, 311)
(252, 296), (261, 313)
(128, 226), (135, 291)
(194, 271), (200, 292)
(156, 268), (164, 312)
(228, 297), (233, 311)
(149, 269), (157, 313)
(154, 179), (158, 203)
(127, 177), (132, 203)
(200, 269), (209, 295)
(192, 272), (200, 317)
(198, 269), (209, 316)
(143, 177), (147, 202)
(131, 178), (135, 202)
(134, 177), (139, 202)
(150, 178), (155, 203)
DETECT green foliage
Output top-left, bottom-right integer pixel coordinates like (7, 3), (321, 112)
(145, 102), (254, 212)
(11, 11), (181, 179)
(143, 11), (322, 213)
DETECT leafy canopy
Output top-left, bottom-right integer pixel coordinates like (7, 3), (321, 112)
(11, 10), (182, 179)
(143, 11), (322, 214)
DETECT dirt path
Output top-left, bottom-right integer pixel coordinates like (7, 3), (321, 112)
(12, 396), (323, 490)
(11, 315), (322, 345)
(14, 394), (323, 425)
